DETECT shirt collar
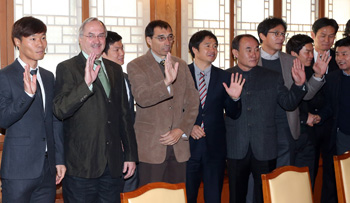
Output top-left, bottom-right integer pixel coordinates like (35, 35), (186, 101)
(313, 49), (330, 62)
(343, 70), (350, 76)
(150, 50), (164, 64)
(260, 48), (280, 60)
(82, 51), (104, 68)
(17, 57), (39, 72)
(193, 62), (211, 76)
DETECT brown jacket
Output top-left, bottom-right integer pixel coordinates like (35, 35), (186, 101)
(127, 50), (199, 164)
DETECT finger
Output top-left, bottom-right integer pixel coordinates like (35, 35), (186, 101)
(222, 82), (228, 91)
(240, 78), (246, 86)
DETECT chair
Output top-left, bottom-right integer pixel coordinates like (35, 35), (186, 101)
(261, 166), (313, 203)
(120, 182), (187, 203)
(334, 151), (350, 203)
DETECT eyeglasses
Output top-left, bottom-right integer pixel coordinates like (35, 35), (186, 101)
(268, 31), (288, 38)
(153, 34), (175, 42)
(81, 33), (106, 40)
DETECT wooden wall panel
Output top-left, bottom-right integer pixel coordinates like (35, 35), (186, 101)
(0, 0), (14, 68)
(150, 0), (181, 57)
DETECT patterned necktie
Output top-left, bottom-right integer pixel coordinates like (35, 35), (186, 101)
(160, 60), (165, 66)
(30, 69), (44, 113)
(95, 60), (111, 97)
(199, 72), (207, 129)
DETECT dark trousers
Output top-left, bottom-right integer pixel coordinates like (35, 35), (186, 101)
(138, 146), (186, 187)
(62, 165), (124, 203)
(310, 122), (337, 203)
(227, 147), (276, 203)
(186, 154), (225, 203)
(2, 156), (56, 203)
(294, 131), (316, 187)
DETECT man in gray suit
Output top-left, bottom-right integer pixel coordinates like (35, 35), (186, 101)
(53, 17), (138, 203)
(226, 34), (307, 203)
(0, 16), (65, 202)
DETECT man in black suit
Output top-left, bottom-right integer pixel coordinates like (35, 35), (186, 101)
(316, 37), (350, 156)
(0, 16), (65, 202)
(53, 17), (138, 203)
(186, 30), (244, 203)
(225, 34), (307, 203)
(102, 30), (139, 192)
(309, 17), (339, 203)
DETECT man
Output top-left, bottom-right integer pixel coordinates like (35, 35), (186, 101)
(286, 34), (330, 187)
(53, 17), (138, 203)
(127, 20), (199, 186)
(316, 37), (350, 156)
(186, 30), (244, 203)
(226, 34), (307, 203)
(0, 16), (65, 202)
(309, 17), (339, 203)
(102, 30), (139, 192)
(257, 17), (326, 167)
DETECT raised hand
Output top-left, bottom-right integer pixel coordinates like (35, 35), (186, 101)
(292, 58), (306, 86)
(23, 64), (37, 94)
(164, 52), (179, 86)
(222, 72), (245, 100)
(313, 51), (331, 78)
(84, 52), (101, 87)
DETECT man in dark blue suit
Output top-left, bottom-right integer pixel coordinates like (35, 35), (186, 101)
(186, 30), (245, 203)
(0, 16), (65, 202)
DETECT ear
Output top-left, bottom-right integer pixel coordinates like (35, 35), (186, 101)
(192, 47), (199, 57)
(146, 36), (152, 48)
(290, 51), (298, 57)
(14, 38), (21, 48)
(311, 31), (316, 39)
(232, 49), (238, 58)
(259, 33), (266, 42)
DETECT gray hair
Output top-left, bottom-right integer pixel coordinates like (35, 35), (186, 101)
(79, 17), (107, 37)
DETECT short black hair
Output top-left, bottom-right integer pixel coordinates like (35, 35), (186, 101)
(103, 31), (122, 54)
(12, 16), (47, 48)
(232, 34), (259, 51)
(145, 20), (172, 38)
(334, 37), (350, 50)
(344, 19), (350, 37)
(312, 17), (339, 35)
(257, 17), (287, 43)
(188, 30), (218, 58)
(286, 34), (314, 55)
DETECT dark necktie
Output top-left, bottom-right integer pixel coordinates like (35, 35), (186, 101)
(159, 60), (166, 77)
(160, 60), (165, 66)
(30, 69), (44, 113)
(95, 60), (111, 97)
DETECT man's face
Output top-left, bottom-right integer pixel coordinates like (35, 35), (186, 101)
(79, 20), (106, 57)
(335, 46), (350, 74)
(146, 27), (173, 59)
(104, 40), (125, 65)
(291, 43), (314, 67)
(192, 36), (218, 65)
(232, 37), (260, 71)
(312, 25), (336, 52)
(14, 32), (47, 67)
(260, 24), (286, 55)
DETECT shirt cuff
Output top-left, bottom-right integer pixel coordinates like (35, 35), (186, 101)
(312, 74), (325, 81)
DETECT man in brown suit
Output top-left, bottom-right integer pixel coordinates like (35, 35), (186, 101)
(127, 20), (199, 186)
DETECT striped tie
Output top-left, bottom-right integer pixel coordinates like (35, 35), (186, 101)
(199, 72), (207, 129)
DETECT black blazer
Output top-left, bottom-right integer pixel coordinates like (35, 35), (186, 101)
(189, 63), (241, 159)
(53, 53), (138, 178)
(0, 59), (63, 179)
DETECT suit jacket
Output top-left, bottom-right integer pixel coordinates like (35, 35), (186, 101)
(53, 52), (138, 178)
(127, 50), (199, 164)
(123, 73), (135, 123)
(258, 51), (325, 139)
(0, 59), (63, 179)
(188, 63), (241, 159)
(225, 66), (307, 161)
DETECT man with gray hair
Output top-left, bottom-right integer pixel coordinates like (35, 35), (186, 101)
(53, 17), (138, 203)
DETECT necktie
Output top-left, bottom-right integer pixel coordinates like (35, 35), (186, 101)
(199, 72), (207, 129)
(160, 60), (165, 66)
(30, 69), (44, 113)
(95, 60), (111, 97)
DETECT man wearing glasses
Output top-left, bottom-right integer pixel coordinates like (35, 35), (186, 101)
(127, 20), (199, 186)
(53, 17), (138, 203)
(257, 17), (326, 168)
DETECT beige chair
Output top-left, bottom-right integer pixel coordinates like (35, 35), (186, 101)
(120, 182), (187, 203)
(261, 166), (314, 203)
(334, 151), (350, 203)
